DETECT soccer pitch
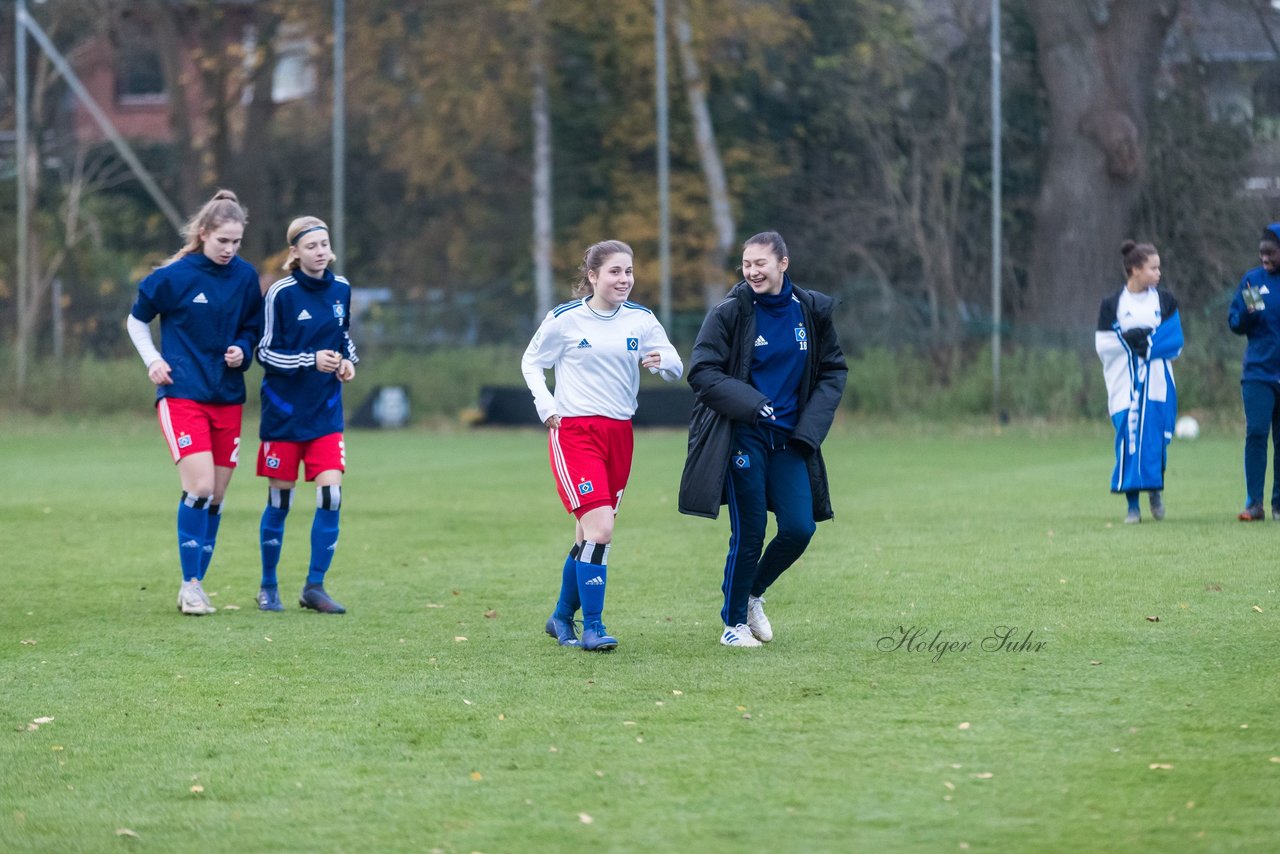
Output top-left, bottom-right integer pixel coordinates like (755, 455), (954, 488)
(2, 416), (1277, 852)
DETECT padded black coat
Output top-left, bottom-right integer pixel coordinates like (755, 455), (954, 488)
(677, 279), (848, 520)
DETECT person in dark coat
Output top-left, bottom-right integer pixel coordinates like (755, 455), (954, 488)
(678, 232), (847, 647)
(1227, 223), (1280, 521)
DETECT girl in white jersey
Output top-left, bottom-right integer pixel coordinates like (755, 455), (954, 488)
(521, 240), (684, 651)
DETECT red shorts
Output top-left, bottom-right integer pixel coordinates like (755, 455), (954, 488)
(257, 433), (346, 482)
(548, 416), (633, 517)
(157, 398), (243, 466)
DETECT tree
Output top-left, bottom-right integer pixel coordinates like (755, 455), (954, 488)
(1025, 0), (1183, 335)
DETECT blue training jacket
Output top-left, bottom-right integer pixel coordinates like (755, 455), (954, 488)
(1228, 223), (1280, 384)
(130, 253), (262, 405)
(256, 267), (359, 442)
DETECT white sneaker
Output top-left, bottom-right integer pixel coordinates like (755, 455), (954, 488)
(747, 595), (773, 643)
(178, 580), (215, 616)
(720, 623), (762, 647)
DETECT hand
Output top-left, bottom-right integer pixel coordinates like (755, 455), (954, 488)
(315, 349), (341, 373)
(224, 345), (244, 368)
(147, 359), (173, 386)
(640, 351), (662, 372)
(545, 414), (561, 429)
(337, 359), (355, 382)
(1121, 327), (1151, 359)
(759, 402), (775, 421)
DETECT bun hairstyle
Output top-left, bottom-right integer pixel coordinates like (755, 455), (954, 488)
(573, 240), (633, 297)
(743, 231), (788, 261)
(162, 189), (248, 266)
(1120, 239), (1157, 276)
(283, 215), (331, 271)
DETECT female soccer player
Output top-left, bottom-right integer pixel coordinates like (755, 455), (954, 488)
(521, 240), (684, 650)
(1095, 239), (1183, 524)
(126, 189), (262, 615)
(255, 216), (358, 614)
(679, 231), (848, 647)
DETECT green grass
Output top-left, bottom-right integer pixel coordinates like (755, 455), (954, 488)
(2, 415), (1278, 852)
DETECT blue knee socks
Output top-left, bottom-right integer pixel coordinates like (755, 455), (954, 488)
(260, 488), (292, 588)
(553, 543), (582, 621)
(198, 503), (222, 580)
(177, 492), (210, 582)
(576, 540), (610, 629)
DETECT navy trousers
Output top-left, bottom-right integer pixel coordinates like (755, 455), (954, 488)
(721, 424), (816, 627)
(1241, 379), (1280, 508)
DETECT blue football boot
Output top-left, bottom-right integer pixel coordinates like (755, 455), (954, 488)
(545, 614), (581, 647)
(299, 584), (346, 614)
(580, 622), (618, 651)
(256, 586), (284, 612)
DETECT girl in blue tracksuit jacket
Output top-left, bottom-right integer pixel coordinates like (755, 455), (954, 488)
(254, 216), (358, 614)
(126, 189), (262, 616)
(1227, 223), (1280, 520)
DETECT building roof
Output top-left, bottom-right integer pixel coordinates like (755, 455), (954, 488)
(1166, 0), (1280, 64)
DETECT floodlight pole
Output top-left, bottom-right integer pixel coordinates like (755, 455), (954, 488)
(15, 0), (29, 387)
(990, 0), (1003, 419)
(332, 0), (346, 265)
(655, 0), (672, 330)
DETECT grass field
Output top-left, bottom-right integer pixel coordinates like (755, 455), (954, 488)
(2, 414), (1278, 852)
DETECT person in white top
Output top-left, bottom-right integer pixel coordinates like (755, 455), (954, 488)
(521, 240), (683, 651)
(1095, 239), (1184, 525)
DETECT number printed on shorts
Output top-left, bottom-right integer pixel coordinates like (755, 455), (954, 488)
(231, 437), (241, 464)
(339, 439), (346, 468)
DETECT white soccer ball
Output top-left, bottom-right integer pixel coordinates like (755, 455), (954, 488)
(1174, 415), (1200, 440)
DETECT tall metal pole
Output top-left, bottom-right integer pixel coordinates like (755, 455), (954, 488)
(655, 0), (672, 330)
(15, 0), (29, 388)
(990, 0), (1003, 418)
(332, 0), (346, 265)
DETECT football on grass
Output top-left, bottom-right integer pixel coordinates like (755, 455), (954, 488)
(1174, 415), (1200, 440)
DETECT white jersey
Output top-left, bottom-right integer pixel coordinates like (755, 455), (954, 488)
(521, 299), (684, 423)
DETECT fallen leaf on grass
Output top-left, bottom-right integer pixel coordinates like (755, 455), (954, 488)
(1252, 605), (1264, 613)
(1241, 724), (1249, 729)
(1090, 660), (1102, 666)
(264, 637), (272, 643)
(222, 605), (240, 611)
(463, 699), (473, 705)
(736, 705), (747, 712)
(622, 721), (636, 726)
(469, 771), (482, 781)
(742, 713), (752, 720)
(1145, 616), (1160, 622)
(20, 639), (37, 645)
(483, 610), (498, 619)
(1205, 584), (1222, 592)
(33, 717), (54, 725)
(425, 603), (444, 609)
(943, 781), (955, 791)
(578, 813), (593, 824)
(498, 713), (505, 721)
(972, 772), (993, 779)
(957, 722), (970, 730)
(190, 784), (204, 793)
(1269, 757), (1280, 763)
(671, 690), (683, 696)
(115, 828), (140, 839)
(454, 636), (468, 642)
(1149, 763), (1174, 771)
